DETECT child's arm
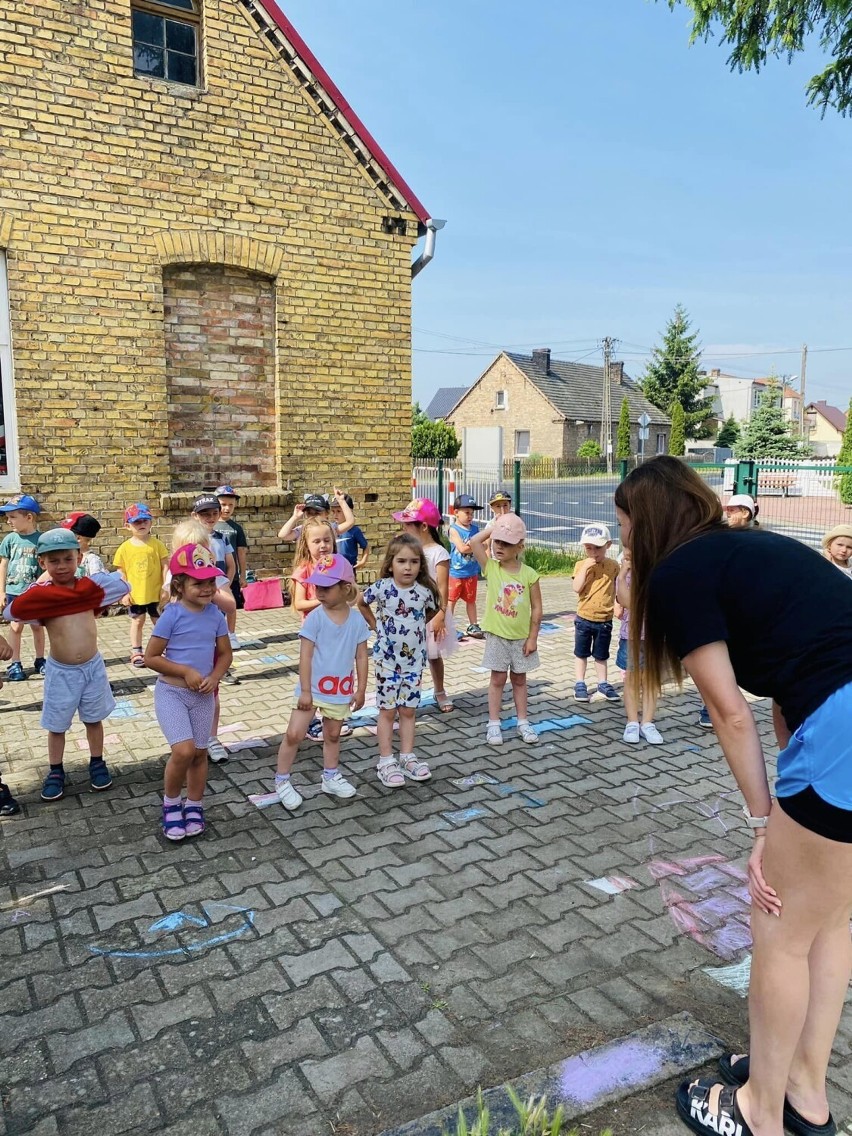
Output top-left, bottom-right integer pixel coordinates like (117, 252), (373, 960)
(145, 635), (205, 690)
(351, 640), (368, 711)
(237, 545), (248, 581)
(354, 532), (370, 571)
(430, 561), (449, 640)
(524, 581), (543, 656)
(199, 634), (233, 694)
(278, 505), (304, 542)
(0, 556), (9, 608)
(224, 550), (236, 585)
(292, 579), (320, 615)
(296, 638), (315, 711)
(572, 559), (594, 595)
(615, 563), (631, 608)
(332, 487), (355, 534)
(356, 590), (376, 631)
(447, 525), (471, 555)
(468, 528), (490, 570)
(212, 586), (236, 616)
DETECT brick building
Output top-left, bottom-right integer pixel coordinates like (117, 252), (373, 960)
(445, 349), (669, 461)
(0, 0), (437, 569)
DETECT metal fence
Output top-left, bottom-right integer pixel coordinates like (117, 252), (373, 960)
(412, 458), (852, 552)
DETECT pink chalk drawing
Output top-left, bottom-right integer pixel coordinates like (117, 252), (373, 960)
(649, 853), (752, 961)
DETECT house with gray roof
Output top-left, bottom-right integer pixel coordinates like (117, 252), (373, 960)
(445, 348), (670, 460)
(424, 386), (470, 421)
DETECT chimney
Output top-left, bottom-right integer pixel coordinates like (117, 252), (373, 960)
(531, 348), (551, 372)
(610, 360), (624, 385)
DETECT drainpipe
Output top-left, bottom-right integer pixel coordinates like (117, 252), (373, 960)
(411, 218), (446, 279)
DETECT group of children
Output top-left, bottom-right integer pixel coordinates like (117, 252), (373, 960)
(2, 477), (850, 831)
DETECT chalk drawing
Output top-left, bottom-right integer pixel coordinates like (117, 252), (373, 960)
(470, 666), (490, 673)
(502, 714), (591, 736)
(260, 653), (292, 664)
(247, 792), (280, 810)
(449, 773), (499, 789)
(538, 621), (562, 635)
(495, 783), (546, 807)
(560, 1037), (665, 1107)
(88, 901), (255, 959)
(77, 733), (120, 749)
(0, 884), (70, 911)
(350, 692), (435, 723)
(217, 722), (247, 734)
(649, 853), (752, 961)
(442, 806), (489, 826)
(108, 700), (146, 720)
(703, 954), (751, 997)
(586, 876), (639, 895)
(9, 910), (31, 922)
(225, 738), (267, 753)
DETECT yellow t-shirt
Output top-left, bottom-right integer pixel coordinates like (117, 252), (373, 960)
(113, 537), (168, 605)
(482, 559), (540, 640)
(574, 558), (617, 622)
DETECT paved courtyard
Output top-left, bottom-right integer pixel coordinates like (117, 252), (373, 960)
(1, 579), (850, 1136)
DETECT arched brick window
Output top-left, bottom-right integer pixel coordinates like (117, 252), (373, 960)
(164, 264), (277, 490)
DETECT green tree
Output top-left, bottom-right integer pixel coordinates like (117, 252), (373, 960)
(668, 401), (686, 456)
(616, 397), (632, 458)
(641, 305), (714, 439)
(577, 439), (602, 467)
(837, 397), (852, 504)
(735, 378), (807, 459)
(411, 413), (461, 460)
(717, 414), (741, 448)
(662, 2), (852, 117)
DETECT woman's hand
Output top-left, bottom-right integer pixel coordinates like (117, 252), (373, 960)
(747, 832), (781, 917)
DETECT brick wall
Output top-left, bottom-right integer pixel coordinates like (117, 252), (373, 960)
(0, 0), (420, 571)
(447, 356), (566, 460)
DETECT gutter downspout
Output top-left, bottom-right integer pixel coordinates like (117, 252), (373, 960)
(411, 218), (446, 279)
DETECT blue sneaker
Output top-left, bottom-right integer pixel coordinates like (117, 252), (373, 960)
(88, 759), (113, 791)
(698, 706), (713, 729)
(40, 767), (65, 801)
(305, 718), (324, 741)
(33, 657), (47, 677)
(0, 783), (21, 816)
(573, 682), (589, 702)
(6, 662), (26, 682)
(597, 682), (620, 702)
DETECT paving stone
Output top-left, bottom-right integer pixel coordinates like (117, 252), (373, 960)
(0, 994), (83, 1054)
(47, 1009), (136, 1073)
(60, 1082), (162, 1136)
(132, 992), (216, 1042)
(240, 1016), (330, 1078)
(215, 1069), (317, 1136)
(301, 1035), (393, 1101)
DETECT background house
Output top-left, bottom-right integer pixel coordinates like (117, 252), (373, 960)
(445, 348), (669, 461)
(702, 369), (803, 432)
(0, 0), (433, 567)
(805, 400), (848, 457)
(424, 387), (470, 421)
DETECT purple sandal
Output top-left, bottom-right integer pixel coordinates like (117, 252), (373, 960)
(162, 802), (185, 841)
(183, 804), (205, 837)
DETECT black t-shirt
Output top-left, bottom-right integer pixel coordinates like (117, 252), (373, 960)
(215, 519), (248, 552)
(648, 528), (852, 732)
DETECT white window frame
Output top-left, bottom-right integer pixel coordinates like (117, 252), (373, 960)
(495, 389), (507, 410)
(656, 432), (666, 454)
(514, 429), (530, 457)
(0, 252), (19, 490)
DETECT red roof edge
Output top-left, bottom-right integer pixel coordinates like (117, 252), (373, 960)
(255, 0), (430, 226)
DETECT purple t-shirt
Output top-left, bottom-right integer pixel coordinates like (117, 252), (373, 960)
(151, 601), (228, 676)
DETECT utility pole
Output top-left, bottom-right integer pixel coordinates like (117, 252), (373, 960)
(600, 336), (617, 473)
(800, 343), (808, 437)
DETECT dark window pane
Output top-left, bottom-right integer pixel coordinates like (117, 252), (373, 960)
(131, 8), (164, 46)
(166, 19), (195, 53)
(134, 43), (165, 77)
(167, 50), (197, 85)
(158, 0), (195, 9)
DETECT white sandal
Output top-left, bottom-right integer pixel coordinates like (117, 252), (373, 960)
(400, 754), (431, 781)
(377, 758), (405, 788)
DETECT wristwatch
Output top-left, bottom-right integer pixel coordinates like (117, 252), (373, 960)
(742, 805), (770, 830)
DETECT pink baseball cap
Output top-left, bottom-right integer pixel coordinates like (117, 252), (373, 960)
(392, 498), (442, 527)
(303, 553), (356, 587)
(490, 513), (527, 544)
(169, 543), (223, 580)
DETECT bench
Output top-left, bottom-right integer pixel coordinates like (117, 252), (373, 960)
(758, 473), (800, 497)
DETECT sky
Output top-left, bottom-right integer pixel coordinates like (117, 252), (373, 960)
(282, 0), (852, 414)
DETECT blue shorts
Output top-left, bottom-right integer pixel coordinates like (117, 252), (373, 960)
(574, 617), (612, 662)
(775, 682), (852, 838)
(615, 639), (645, 672)
(41, 654), (115, 732)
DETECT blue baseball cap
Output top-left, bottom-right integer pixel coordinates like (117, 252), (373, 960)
(454, 494), (482, 510)
(125, 503), (153, 524)
(0, 493), (41, 514)
(215, 485), (240, 499)
(37, 528), (80, 554)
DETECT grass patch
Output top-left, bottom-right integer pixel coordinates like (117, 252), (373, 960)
(442, 1088), (613, 1136)
(522, 544), (580, 575)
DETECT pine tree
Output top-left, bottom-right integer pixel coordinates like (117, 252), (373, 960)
(668, 401), (685, 456)
(717, 415), (740, 449)
(641, 305), (714, 439)
(735, 379), (805, 460)
(837, 398), (852, 505)
(616, 397), (631, 459)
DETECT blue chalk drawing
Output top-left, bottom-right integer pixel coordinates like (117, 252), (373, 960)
(442, 806), (489, 826)
(260, 653), (292, 664)
(502, 714), (591, 735)
(449, 773), (499, 789)
(495, 783), (546, 808)
(350, 691), (436, 722)
(88, 901), (255, 960)
(538, 621), (562, 635)
(108, 699), (146, 720)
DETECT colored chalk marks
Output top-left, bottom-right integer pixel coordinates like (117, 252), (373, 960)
(703, 953), (752, 998)
(247, 791), (280, 810)
(585, 875), (639, 895)
(502, 714), (591, 736)
(442, 806), (489, 826)
(225, 737), (267, 753)
(88, 901), (256, 960)
(108, 699), (147, 720)
(449, 773), (498, 789)
(649, 853), (752, 961)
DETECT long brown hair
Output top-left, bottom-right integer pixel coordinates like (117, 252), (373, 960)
(289, 517), (335, 602)
(379, 533), (440, 611)
(613, 456), (725, 699)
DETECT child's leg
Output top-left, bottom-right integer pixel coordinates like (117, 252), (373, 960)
(594, 658), (608, 684)
(31, 625), (45, 661)
(376, 707), (396, 757)
(466, 599), (478, 626)
(510, 671), (528, 719)
(47, 730), (66, 768)
(276, 707), (314, 774)
(623, 671), (640, 723)
(185, 748), (208, 801)
(397, 706), (416, 755)
(129, 614), (145, 651)
(429, 656), (444, 692)
(641, 679), (658, 724)
(320, 717), (343, 771)
(488, 670), (507, 720)
(7, 621), (23, 663)
(84, 720), (104, 758)
(164, 740), (197, 798)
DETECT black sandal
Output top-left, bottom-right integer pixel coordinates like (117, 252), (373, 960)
(719, 1054), (837, 1136)
(675, 1078), (753, 1135)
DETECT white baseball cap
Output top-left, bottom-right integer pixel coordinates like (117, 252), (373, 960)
(725, 494), (756, 515)
(580, 523), (612, 546)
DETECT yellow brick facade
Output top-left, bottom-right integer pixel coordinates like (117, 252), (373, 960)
(0, 0), (421, 570)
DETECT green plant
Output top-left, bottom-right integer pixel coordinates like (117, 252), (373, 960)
(442, 1086), (613, 1136)
(641, 304), (713, 438)
(616, 397), (631, 459)
(716, 414), (740, 448)
(734, 377), (808, 460)
(412, 403), (462, 460)
(577, 439), (602, 468)
(837, 397), (852, 504)
(668, 400), (685, 456)
(522, 544), (581, 575)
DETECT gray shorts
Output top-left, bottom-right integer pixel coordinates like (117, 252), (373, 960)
(481, 634), (540, 674)
(41, 654), (115, 732)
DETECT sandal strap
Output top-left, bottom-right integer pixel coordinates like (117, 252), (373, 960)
(162, 803), (184, 829)
(183, 805), (204, 821)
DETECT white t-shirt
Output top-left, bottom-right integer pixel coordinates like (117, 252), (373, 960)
(297, 605), (370, 704)
(422, 542), (449, 582)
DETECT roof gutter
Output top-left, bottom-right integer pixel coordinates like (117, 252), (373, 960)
(411, 218), (446, 279)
